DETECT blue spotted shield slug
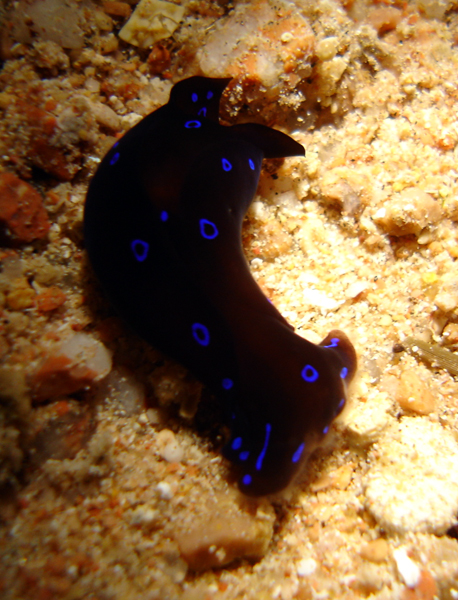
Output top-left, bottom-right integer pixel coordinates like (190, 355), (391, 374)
(84, 76), (357, 496)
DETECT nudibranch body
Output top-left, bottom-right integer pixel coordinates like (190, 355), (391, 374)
(84, 76), (357, 496)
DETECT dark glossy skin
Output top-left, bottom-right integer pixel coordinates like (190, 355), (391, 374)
(84, 76), (357, 496)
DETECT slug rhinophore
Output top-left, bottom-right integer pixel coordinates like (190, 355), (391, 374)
(84, 76), (357, 496)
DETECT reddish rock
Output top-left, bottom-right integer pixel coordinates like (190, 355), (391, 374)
(147, 43), (171, 76)
(18, 101), (78, 181)
(367, 7), (403, 36)
(102, 1), (131, 18)
(31, 333), (112, 403)
(28, 400), (94, 467)
(0, 171), (50, 243)
(35, 286), (67, 313)
(173, 490), (274, 570)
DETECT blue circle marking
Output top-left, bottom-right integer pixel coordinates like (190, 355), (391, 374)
(191, 323), (210, 346)
(113, 141), (119, 149)
(337, 398), (345, 413)
(232, 437), (242, 451)
(191, 92), (198, 102)
(222, 378), (233, 390)
(323, 425), (330, 435)
(242, 474), (252, 486)
(340, 367), (348, 379)
(184, 120), (201, 128)
(248, 158), (255, 170)
(131, 239), (149, 262)
(324, 338), (339, 348)
(301, 364), (319, 382)
(222, 158), (232, 172)
(206, 90), (213, 100)
(292, 442), (305, 464)
(199, 218), (219, 239)
(160, 210), (169, 222)
(240, 451), (249, 461)
(110, 152), (120, 166)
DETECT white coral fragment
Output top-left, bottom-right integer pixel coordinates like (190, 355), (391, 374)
(365, 417), (458, 534)
(119, 0), (185, 49)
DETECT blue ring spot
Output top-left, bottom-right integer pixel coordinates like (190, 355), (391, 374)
(337, 398), (345, 413)
(242, 474), (252, 486)
(199, 218), (219, 239)
(240, 451), (249, 461)
(301, 364), (319, 382)
(292, 442), (305, 464)
(184, 120), (201, 128)
(206, 90), (213, 100)
(231, 437), (242, 451)
(131, 239), (149, 262)
(160, 210), (169, 222)
(340, 367), (348, 379)
(248, 158), (255, 170)
(222, 158), (232, 171)
(324, 338), (339, 348)
(191, 323), (210, 346)
(222, 378), (233, 390)
(323, 425), (330, 435)
(191, 92), (198, 102)
(113, 141), (119, 149)
(110, 152), (120, 166)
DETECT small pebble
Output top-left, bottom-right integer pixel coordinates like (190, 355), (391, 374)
(146, 407), (163, 424)
(395, 370), (436, 415)
(366, 7), (402, 36)
(315, 36), (339, 61)
(6, 283), (35, 310)
(341, 392), (392, 446)
(360, 539), (390, 563)
(96, 368), (145, 415)
(173, 490), (274, 570)
(297, 557), (317, 577)
(130, 505), (159, 527)
(393, 547), (421, 588)
(435, 280), (458, 313)
(156, 429), (184, 463)
(90, 101), (121, 131)
(443, 323), (458, 344)
(320, 166), (368, 216)
(4, 311), (30, 334)
(256, 220), (292, 260)
(32, 39), (69, 74)
(373, 188), (442, 237)
(346, 281), (368, 300)
(137, 413), (149, 425)
(157, 481), (174, 499)
(412, 570), (438, 600)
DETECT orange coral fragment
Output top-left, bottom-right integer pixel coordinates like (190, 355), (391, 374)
(35, 287), (67, 313)
(0, 171), (50, 243)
